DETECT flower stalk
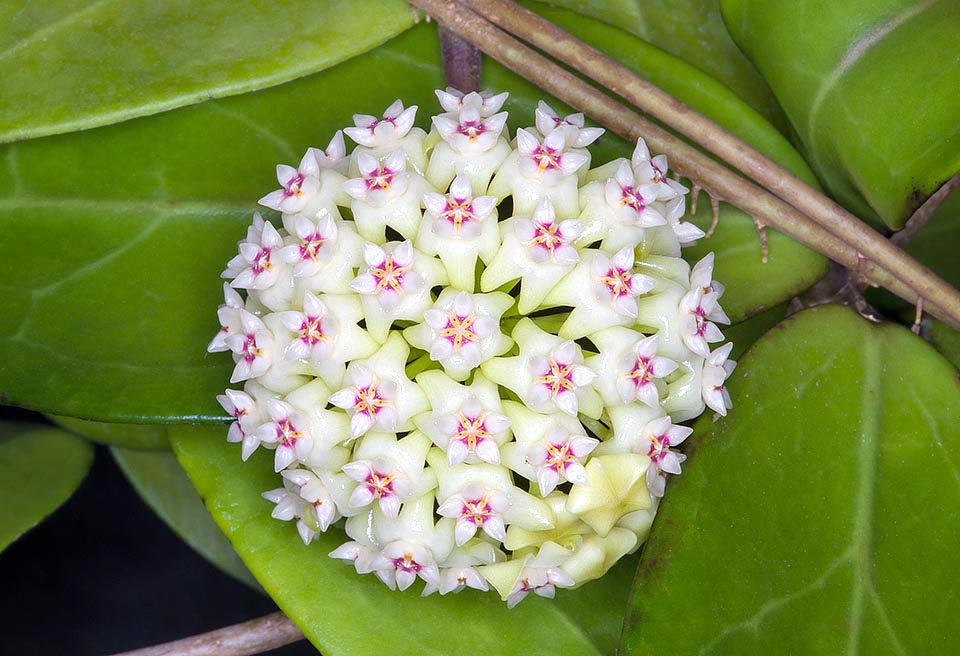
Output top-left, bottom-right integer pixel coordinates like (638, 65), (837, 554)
(407, 0), (960, 331)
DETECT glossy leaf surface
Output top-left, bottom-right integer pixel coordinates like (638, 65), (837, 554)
(722, 0), (960, 227)
(172, 426), (611, 656)
(0, 9), (824, 421)
(0, 0), (414, 143)
(112, 445), (260, 590)
(52, 415), (170, 450)
(622, 305), (960, 654)
(0, 423), (94, 551)
(540, 0), (786, 129)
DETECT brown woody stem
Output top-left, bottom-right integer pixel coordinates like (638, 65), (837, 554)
(105, 611), (303, 656)
(407, 0), (960, 330)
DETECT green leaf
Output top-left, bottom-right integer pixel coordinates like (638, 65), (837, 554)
(0, 9), (824, 421)
(721, 0), (960, 228)
(0, 423), (94, 551)
(171, 426), (613, 656)
(904, 188), (960, 291)
(539, 0), (788, 130)
(927, 319), (960, 369)
(51, 415), (170, 450)
(0, 25), (445, 423)
(621, 304), (960, 654)
(111, 445), (261, 591)
(0, 0), (415, 143)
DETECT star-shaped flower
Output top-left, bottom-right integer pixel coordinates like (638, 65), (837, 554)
(631, 137), (688, 201)
(483, 319), (601, 418)
(341, 432), (435, 518)
(542, 247), (656, 339)
(534, 100), (604, 150)
(414, 371), (512, 466)
(328, 334), (429, 438)
(208, 283), (246, 353)
(345, 100), (428, 174)
(435, 88), (509, 116)
(679, 285), (727, 357)
(223, 309), (275, 384)
(416, 175), (501, 290)
(224, 213), (288, 292)
(702, 342), (736, 416)
(480, 541), (576, 608)
(405, 290), (513, 381)
(565, 453), (653, 536)
(480, 199), (583, 313)
(343, 150), (430, 243)
(587, 329), (678, 408)
(258, 149), (322, 214)
(350, 241), (447, 342)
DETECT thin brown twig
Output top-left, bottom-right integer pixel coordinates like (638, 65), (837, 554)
(105, 611), (304, 656)
(465, 0), (960, 326)
(891, 171), (960, 248)
(439, 26), (482, 93)
(405, 0), (959, 329)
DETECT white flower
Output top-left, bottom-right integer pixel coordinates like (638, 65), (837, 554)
(481, 542), (575, 608)
(534, 100), (604, 149)
(516, 128), (588, 184)
(281, 468), (344, 532)
(405, 290), (513, 381)
(679, 286), (727, 357)
(438, 482), (511, 546)
(542, 247), (656, 339)
(258, 150), (322, 214)
(526, 424), (598, 496)
(344, 100), (418, 149)
(223, 309), (275, 384)
(217, 386), (264, 460)
(480, 199), (583, 314)
(224, 213), (286, 291)
(208, 283), (246, 353)
(433, 102), (509, 154)
(328, 335), (429, 438)
(435, 88), (509, 116)
(275, 213), (339, 278)
(414, 371), (512, 466)
(702, 342), (736, 416)
(604, 161), (666, 227)
(688, 253), (729, 322)
(483, 319), (601, 418)
(416, 175), (501, 290)
(631, 138), (688, 201)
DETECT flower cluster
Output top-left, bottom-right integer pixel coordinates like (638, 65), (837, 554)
(211, 90), (735, 607)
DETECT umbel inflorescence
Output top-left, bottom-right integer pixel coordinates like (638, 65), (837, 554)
(210, 90), (735, 607)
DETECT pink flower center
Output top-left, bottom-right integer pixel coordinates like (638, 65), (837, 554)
(251, 247), (272, 275)
(618, 183), (646, 214)
(453, 413), (492, 451)
(543, 438), (578, 474)
(364, 165), (397, 191)
(283, 172), (305, 197)
(441, 198), (477, 234)
(647, 434), (671, 463)
(600, 266), (635, 299)
(439, 312), (479, 350)
(298, 315), (326, 347)
(456, 120), (488, 141)
(528, 221), (566, 256)
(531, 145), (561, 172)
(241, 334), (263, 363)
(535, 358), (576, 398)
(461, 494), (496, 526)
(354, 383), (390, 419)
(627, 355), (653, 387)
(363, 467), (397, 500)
(275, 417), (301, 449)
(369, 257), (409, 293)
(392, 552), (423, 575)
(298, 231), (329, 262)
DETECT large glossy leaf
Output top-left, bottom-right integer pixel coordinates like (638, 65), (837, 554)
(0, 0), (414, 143)
(621, 305), (960, 654)
(172, 426), (611, 655)
(111, 445), (260, 590)
(721, 0), (960, 228)
(0, 26), (445, 424)
(0, 423), (94, 551)
(0, 8), (824, 422)
(540, 0), (787, 130)
(52, 415), (170, 450)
